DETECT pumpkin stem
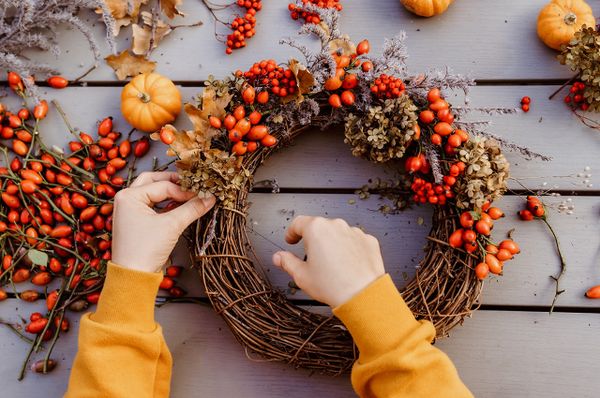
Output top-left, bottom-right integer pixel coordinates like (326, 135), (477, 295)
(564, 12), (577, 25)
(138, 92), (151, 103)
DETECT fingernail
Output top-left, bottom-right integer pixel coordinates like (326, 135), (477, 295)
(272, 252), (282, 267)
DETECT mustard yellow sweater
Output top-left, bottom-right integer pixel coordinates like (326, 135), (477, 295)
(65, 263), (473, 397)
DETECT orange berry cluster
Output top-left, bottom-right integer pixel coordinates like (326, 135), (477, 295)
(418, 88), (469, 156)
(288, 0), (342, 24)
(238, 59), (298, 98)
(226, 0), (262, 54)
(518, 196), (545, 221)
(448, 203), (519, 280)
(207, 86), (278, 156)
(563, 81), (589, 111)
(324, 40), (371, 108)
(370, 74), (406, 99)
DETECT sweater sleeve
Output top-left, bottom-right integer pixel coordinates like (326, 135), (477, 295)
(64, 262), (172, 398)
(333, 274), (473, 398)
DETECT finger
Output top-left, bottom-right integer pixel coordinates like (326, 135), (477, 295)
(130, 171), (179, 188)
(285, 215), (314, 244)
(273, 251), (305, 279)
(130, 181), (196, 205)
(166, 195), (216, 232)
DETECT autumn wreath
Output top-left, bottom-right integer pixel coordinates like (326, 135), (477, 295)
(153, 5), (542, 375)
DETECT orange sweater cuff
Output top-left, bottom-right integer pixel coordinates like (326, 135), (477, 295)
(91, 262), (162, 332)
(333, 274), (421, 362)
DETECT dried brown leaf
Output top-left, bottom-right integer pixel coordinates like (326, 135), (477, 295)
(283, 59), (315, 104)
(105, 50), (156, 80)
(131, 12), (173, 55)
(161, 0), (185, 19)
(329, 36), (356, 56)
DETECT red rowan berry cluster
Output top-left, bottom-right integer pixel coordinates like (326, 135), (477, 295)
(370, 75), (406, 99)
(288, 0), (342, 24)
(563, 81), (590, 111)
(407, 157), (466, 206)
(225, 0), (262, 54)
(237, 59), (298, 98)
(520, 96), (531, 112)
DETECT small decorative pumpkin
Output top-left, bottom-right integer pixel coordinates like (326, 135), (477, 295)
(400, 0), (454, 17)
(121, 72), (182, 132)
(537, 0), (595, 50)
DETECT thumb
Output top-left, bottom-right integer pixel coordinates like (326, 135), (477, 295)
(273, 251), (305, 279)
(167, 194), (216, 232)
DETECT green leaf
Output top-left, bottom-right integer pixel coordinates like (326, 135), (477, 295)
(27, 249), (48, 266)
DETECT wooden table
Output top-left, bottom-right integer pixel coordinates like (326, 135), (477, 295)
(2, 1), (600, 396)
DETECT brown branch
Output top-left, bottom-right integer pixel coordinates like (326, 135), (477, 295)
(543, 217), (567, 314)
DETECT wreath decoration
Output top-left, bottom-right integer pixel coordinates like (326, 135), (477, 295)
(153, 5), (545, 375)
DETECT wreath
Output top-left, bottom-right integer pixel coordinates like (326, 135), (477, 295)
(151, 5), (546, 375)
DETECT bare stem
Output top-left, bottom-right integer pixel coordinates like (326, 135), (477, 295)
(543, 217), (567, 314)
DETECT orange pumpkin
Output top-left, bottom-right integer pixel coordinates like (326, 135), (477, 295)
(537, 0), (595, 50)
(400, 0), (454, 17)
(121, 73), (182, 132)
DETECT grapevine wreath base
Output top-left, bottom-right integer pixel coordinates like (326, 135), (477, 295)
(192, 163), (481, 374)
(155, 4), (544, 375)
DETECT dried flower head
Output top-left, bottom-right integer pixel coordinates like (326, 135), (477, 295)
(558, 25), (600, 111)
(344, 94), (418, 163)
(178, 150), (250, 208)
(455, 137), (510, 210)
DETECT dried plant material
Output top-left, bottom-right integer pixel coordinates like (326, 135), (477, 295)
(161, 0), (185, 19)
(329, 36), (356, 56)
(132, 11), (173, 55)
(455, 137), (510, 210)
(105, 50), (156, 80)
(179, 150), (248, 207)
(0, 0), (116, 99)
(99, 0), (149, 34)
(558, 26), (600, 112)
(283, 59), (315, 103)
(344, 95), (418, 163)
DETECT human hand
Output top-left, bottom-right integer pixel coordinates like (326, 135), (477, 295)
(272, 216), (385, 308)
(111, 171), (216, 273)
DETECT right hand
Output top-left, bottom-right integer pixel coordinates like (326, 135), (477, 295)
(272, 216), (385, 308)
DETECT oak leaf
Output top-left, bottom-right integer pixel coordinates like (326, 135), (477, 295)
(161, 0), (185, 19)
(105, 50), (156, 80)
(132, 12), (173, 55)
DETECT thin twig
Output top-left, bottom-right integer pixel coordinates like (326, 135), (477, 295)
(543, 217), (567, 314)
(548, 73), (580, 100)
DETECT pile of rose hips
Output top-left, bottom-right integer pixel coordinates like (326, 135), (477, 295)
(0, 72), (188, 375)
(288, 0), (342, 24)
(563, 81), (590, 111)
(226, 0), (262, 54)
(448, 203), (520, 280)
(324, 39), (371, 108)
(518, 195), (545, 221)
(238, 59), (298, 98)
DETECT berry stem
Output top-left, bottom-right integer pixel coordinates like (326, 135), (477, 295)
(548, 73), (580, 100)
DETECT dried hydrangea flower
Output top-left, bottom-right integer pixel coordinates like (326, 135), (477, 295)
(455, 137), (510, 210)
(344, 94), (418, 163)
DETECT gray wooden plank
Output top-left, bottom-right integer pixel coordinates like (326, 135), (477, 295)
(19, 0), (598, 81)
(169, 194), (600, 309)
(2, 86), (598, 191)
(0, 302), (598, 397)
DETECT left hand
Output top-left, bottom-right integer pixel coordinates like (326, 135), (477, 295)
(111, 171), (216, 273)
